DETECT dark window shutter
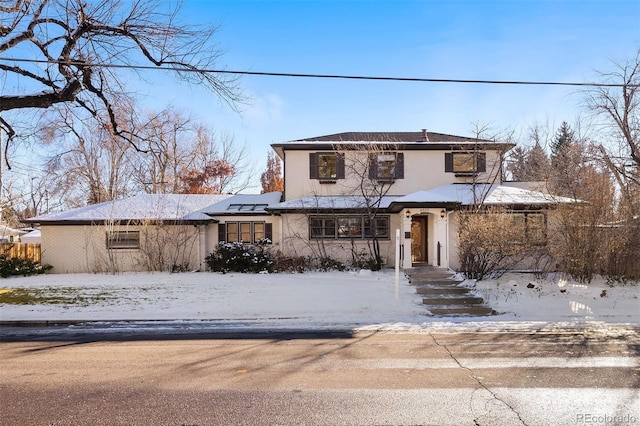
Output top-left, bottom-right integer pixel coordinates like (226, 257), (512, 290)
(218, 223), (226, 243)
(265, 223), (273, 242)
(395, 152), (404, 179)
(368, 154), (377, 179)
(477, 153), (486, 172)
(336, 153), (345, 179)
(309, 153), (318, 179)
(444, 153), (453, 172)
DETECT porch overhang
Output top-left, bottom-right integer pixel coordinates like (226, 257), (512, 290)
(387, 201), (460, 213)
(389, 183), (579, 213)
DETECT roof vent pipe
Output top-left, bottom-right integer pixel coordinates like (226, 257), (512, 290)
(421, 128), (429, 142)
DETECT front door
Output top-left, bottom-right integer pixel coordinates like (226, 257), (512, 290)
(410, 216), (428, 263)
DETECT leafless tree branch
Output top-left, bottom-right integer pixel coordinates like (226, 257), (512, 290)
(0, 0), (241, 155)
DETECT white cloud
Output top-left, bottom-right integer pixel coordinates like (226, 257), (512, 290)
(242, 91), (285, 127)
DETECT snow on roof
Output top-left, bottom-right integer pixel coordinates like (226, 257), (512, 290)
(200, 192), (282, 215)
(273, 195), (397, 210)
(26, 194), (235, 223)
(273, 185), (575, 212)
(20, 229), (41, 242)
(395, 184), (578, 206)
(0, 224), (26, 236)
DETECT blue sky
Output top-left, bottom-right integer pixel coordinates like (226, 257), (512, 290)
(3, 0), (640, 193)
(141, 0), (639, 180)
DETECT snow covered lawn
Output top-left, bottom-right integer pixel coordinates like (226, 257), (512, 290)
(0, 270), (638, 332)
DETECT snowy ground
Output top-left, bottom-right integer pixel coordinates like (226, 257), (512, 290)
(0, 270), (638, 332)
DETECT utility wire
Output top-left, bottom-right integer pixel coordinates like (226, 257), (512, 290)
(0, 56), (635, 88)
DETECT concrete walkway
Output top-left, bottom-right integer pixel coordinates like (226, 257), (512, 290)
(406, 266), (495, 316)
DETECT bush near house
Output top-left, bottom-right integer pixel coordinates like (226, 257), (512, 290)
(0, 255), (52, 278)
(205, 242), (348, 274)
(205, 241), (274, 273)
(457, 208), (531, 280)
(271, 251), (308, 273)
(550, 211), (640, 283)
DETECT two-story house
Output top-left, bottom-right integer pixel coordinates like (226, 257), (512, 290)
(268, 130), (569, 270)
(26, 130), (572, 273)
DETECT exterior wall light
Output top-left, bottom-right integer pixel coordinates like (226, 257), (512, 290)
(440, 209), (446, 218)
(405, 210), (411, 218)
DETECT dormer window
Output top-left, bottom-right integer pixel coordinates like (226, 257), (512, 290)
(445, 152), (486, 174)
(369, 152), (404, 181)
(309, 152), (345, 180)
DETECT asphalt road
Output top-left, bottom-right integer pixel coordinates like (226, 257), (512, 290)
(1, 325), (639, 425)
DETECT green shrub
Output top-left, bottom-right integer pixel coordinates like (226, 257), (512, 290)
(0, 255), (53, 278)
(205, 241), (274, 273)
(205, 242), (354, 274)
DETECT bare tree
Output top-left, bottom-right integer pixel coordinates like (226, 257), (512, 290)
(0, 0), (241, 162)
(189, 127), (254, 194)
(466, 122), (514, 208)
(132, 109), (192, 194)
(584, 49), (640, 216)
(42, 104), (135, 205)
(131, 111), (252, 195)
(348, 142), (398, 270)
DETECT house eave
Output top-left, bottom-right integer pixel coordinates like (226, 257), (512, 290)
(267, 207), (393, 214)
(23, 219), (218, 226)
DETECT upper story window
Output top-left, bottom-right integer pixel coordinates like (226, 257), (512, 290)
(369, 152), (404, 181)
(309, 152), (345, 180)
(445, 152), (486, 174)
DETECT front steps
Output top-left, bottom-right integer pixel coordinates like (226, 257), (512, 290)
(406, 267), (495, 317)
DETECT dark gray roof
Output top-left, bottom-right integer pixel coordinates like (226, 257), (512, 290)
(289, 131), (492, 143)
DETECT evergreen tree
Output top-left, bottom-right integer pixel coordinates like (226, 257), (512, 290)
(526, 142), (551, 181)
(506, 143), (549, 181)
(551, 121), (575, 164)
(550, 122), (579, 197)
(506, 146), (529, 181)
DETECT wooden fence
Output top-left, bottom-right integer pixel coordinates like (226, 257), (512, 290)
(1, 243), (42, 263)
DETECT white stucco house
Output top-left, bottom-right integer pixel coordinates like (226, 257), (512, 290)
(24, 130), (574, 273)
(23, 192), (282, 273)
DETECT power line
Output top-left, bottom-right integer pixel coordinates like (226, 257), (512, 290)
(0, 56), (635, 88)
